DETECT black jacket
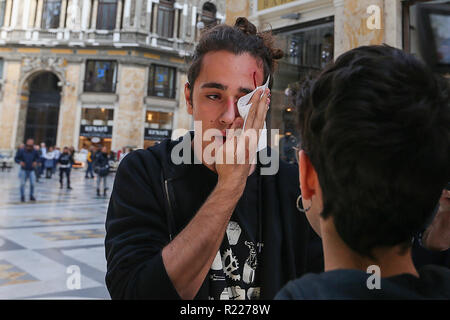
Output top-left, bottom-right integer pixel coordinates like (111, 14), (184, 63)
(105, 133), (323, 299)
(58, 152), (74, 168)
(94, 152), (110, 176)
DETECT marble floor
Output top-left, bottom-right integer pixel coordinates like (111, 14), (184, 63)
(0, 166), (113, 299)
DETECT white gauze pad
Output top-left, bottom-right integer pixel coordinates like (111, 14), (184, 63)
(236, 75), (270, 152)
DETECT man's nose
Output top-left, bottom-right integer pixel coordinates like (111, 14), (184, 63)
(219, 97), (239, 125)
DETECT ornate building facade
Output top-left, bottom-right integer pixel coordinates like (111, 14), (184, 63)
(0, 0), (226, 153)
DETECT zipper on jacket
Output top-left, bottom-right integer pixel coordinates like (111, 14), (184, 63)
(163, 178), (175, 241)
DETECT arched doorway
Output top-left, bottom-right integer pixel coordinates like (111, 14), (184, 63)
(24, 72), (61, 147)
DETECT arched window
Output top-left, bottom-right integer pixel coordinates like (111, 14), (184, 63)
(201, 2), (217, 29)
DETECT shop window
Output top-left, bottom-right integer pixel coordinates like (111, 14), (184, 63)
(148, 64), (176, 98)
(284, 25), (334, 69)
(84, 60), (117, 93)
(144, 110), (173, 148)
(97, 0), (118, 30)
(79, 107), (114, 152)
(156, 0), (174, 38)
(145, 110), (173, 129)
(41, 0), (62, 29)
(0, 0), (6, 27)
(80, 107), (114, 126)
(402, 0), (448, 59)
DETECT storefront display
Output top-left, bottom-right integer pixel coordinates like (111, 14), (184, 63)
(143, 110), (173, 148)
(78, 107), (114, 152)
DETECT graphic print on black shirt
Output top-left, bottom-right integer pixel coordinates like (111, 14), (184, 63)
(208, 172), (262, 300)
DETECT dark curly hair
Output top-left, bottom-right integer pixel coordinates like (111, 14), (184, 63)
(296, 45), (450, 259)
(187, 17), (283, 104)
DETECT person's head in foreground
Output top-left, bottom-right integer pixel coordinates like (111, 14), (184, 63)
(276, 45), (450, 299)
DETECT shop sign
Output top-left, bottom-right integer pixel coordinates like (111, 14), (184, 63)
(80, 125), (113, 138)
(144, 128), (172, 141)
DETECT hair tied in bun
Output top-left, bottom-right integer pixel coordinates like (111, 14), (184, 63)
(234, 17), (257, 36)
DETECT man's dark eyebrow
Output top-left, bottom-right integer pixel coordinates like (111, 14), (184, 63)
(239, 87), (253, 94)
(200, 82), (227, 90)
(200, 83), (253, 94)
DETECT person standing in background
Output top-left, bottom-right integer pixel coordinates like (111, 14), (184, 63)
(85, 146), (95, 179)
(15, 139), (39, 202)
(94, 146), (110, 197)
(34, 144), (42, 183)
(53, 147), (61, 175)
(44, 146), (55, 179)
(58, 147), (74, 190)
(39, 142), (47, 179)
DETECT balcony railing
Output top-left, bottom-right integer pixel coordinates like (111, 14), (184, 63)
(0, 28), (195, 55)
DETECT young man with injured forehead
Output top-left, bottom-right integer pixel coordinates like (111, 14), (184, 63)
(105, 17), (323, 300)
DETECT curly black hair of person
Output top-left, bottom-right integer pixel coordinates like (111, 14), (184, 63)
(296, 45), (450, 259)
(187, 17), (283, 104)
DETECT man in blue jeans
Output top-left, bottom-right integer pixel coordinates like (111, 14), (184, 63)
(15, 139), (40, 202)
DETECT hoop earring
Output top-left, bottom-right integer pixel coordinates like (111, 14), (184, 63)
(296, 195), (311, 213)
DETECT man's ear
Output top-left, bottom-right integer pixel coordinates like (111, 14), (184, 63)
(299, 150), (319, 200)
(185, 82), (193, 115)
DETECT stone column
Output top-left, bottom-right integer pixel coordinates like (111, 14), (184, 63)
(10, 0), (19, 28)
(81, 0), (91, 30)
(56, 63), (82, 149)
(173, 7), (179, 39)
(151, 2), (158, 34)
(333, 0), (385, 59)
(123, 0), (131, 28)
(22, 0), (31, 29)
(145, 0), (152, 32)
(66, 0), (80, 30)
(113, 64), (146, 151)
(34, 0), (44, 28)
(115, 0), (123, 30)
(90, 0), (98, 29)
(0, 61), (21, 150)
(384, 0), (402, 49)
(134, 0), (142, 30)
(4, 0), (12, 27)
(172, 72), (191, 139)
(59, 0), (67, 28)
(191, 5), (196, 42)
(179, 3), (187, 39)
(28, 0), (37, 28)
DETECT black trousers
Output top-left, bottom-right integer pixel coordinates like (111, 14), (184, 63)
(59, 168), (71, 187)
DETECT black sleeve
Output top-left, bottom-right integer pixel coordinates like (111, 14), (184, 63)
(104, 150), (181, 299)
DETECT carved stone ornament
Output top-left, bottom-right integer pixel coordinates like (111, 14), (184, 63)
(21, 57), (67, 82)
